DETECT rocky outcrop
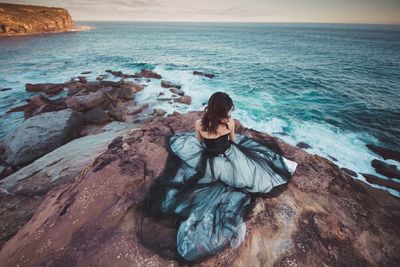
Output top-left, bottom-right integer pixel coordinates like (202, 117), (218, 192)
(0, 3), (73, 36)
(2, 109), (83, 166)
(0, 128), (129, 248)
(0, 112), (398, 266)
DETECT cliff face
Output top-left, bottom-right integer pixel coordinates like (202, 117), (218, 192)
(0, 3), (73, 36)
(0, 112), (399, 266)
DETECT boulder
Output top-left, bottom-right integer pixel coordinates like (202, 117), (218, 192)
(366, 144), (400, 162)
(176, 95), (191, 105)
(2, 109), (84, 166)
(84, 107), (109, 124)
(0, 88), (12, 92)
(127, 103), (149, 115)
(66, 91), (104, 111)
(341, 167), (357, 177)
(161, 80), (181, 89)
(153, 108), (167, 116)
(169, 87), (184, 96)
(120, 80), (145, 93)
(0, 129), (128, 248)
(108, 106), (128, 122)
(193, 70), (216, 78)
(25, 83), (64, 95)
(371, 159), (400, 179)
(361, 173), (400, 191)
(135, 69), (161, 79)
(296, 142), (312, 149)
(0, 112), (398, 266)
(78, 76), (87, 83)
(118, 87), (133, 100)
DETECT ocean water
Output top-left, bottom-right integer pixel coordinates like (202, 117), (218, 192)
(1, 22), (400, 195)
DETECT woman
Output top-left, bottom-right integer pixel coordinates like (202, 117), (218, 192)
(142, 92), (297, 261)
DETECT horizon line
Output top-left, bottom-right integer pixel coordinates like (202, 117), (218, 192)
(74, 20), (400, 26)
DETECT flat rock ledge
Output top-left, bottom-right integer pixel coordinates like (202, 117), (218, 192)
(0, 112), (399, 267)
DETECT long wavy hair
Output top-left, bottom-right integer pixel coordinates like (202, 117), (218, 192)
(201, 92), (234, 135)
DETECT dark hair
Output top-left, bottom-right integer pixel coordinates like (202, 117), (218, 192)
(201, 92), (234, 135)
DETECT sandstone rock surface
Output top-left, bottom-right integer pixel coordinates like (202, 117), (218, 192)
(0, 3), (73, 36)
(0, 112), (398, 266)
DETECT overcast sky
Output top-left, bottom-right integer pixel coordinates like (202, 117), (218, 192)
(9, 0), (400, 24)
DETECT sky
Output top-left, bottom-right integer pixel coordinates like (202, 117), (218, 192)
(9, 0), (400, 24)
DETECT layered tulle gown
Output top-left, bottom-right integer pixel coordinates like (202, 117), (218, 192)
(145, 131), (298, 261)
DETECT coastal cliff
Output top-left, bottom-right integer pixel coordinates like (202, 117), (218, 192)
(0, 3), (73, 36)
(0, 112), (399, 266)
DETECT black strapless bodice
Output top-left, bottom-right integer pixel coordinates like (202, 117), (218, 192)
(203, 133), (231, 157)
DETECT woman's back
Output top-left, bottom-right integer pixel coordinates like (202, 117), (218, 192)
(195, 117), (235, 142)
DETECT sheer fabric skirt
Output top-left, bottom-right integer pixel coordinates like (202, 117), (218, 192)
(151, 132), (297, 261)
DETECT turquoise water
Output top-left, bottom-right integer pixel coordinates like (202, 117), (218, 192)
(1, 22), (399, 193)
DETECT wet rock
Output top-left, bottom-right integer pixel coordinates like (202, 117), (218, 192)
(84, 107), (109, 124)
(81, 71), (92, 75)
(0, 112), (398, 266)
(108, 106), (128, 122)
(2, 109), (84, 166)
(0, 88), (12, 92)
(135, 69), (161, 79)
(371, 159), (400, 179)
(341, 167), (357, 177)
(66, 91), (104, 111)
(157, 92), (165, 96)
(176, 95), (192, 105)
(361, 173), (400, 191)
(157, 97), (173, 101)
(193, 70), (216, 78)
(172, 111), (181, 116)
(25, 83), (64, 95)
(119, 87), (133, 100)
(296, 142), (312, 149)
(161, 80), (181, 89)
(366, 144), (400, 162)
(120, 80), (145, 93)
(128, 103), (149, 115)
(153, 108), (167, 116)
(169, 87), (184, 96)
(78, 76), (87, 83)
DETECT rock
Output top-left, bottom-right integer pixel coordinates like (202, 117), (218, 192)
(0, 165), (5, 177)
(108, 106), (128, 122)
(0, 129), (128, 248)
(105, 69), (136, 79)
(0, 88), (12, 92)
(193, 70), (216, 78)
(176, 95), (192, 105)
(371, 159), (400, 179)
(78, 76), (87, 83)
(158, 92), (165, 96)
(0, 3), (73, 36)
(169, 87), (184, 96)
(161, 80), (181, 89)
(66, 91), (104, 111)
(2, 109), (84, 166)
(172, 111), (181, 116)
(6, 94), (67, 119)
(366, 144), (400, 162)
(296, 142), (312, 149)
(135, 69), (161, 79)
(341, 167), (357, 177)
(120, 80), (145, 93)
(84, 107), (109, 124)
(25, 83), (64, 95)
(153, 108), (167, 116)
(118, 87), (133, 100)
(0, 112), (398, 266)
(128, 103), (149, 115)
(157, 97), (173, 101)
(81, 71), (92, 75)
(96, 75), (108, 81)
(361, 173), (400, 191)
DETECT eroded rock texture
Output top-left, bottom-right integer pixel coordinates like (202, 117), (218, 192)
(0, 112), (399, 266)
(0, 3), (73, 36)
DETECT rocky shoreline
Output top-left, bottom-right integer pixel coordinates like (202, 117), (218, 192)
(0, 111), (398, 266)
(0, 67), (399, 265)
(0, 3), (73, 36)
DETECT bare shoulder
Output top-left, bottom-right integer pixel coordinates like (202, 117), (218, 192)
(228, 117), (235, 127)
(195, 119), (202, 129)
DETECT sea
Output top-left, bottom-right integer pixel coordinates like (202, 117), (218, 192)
(1, 22), (399, 195)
